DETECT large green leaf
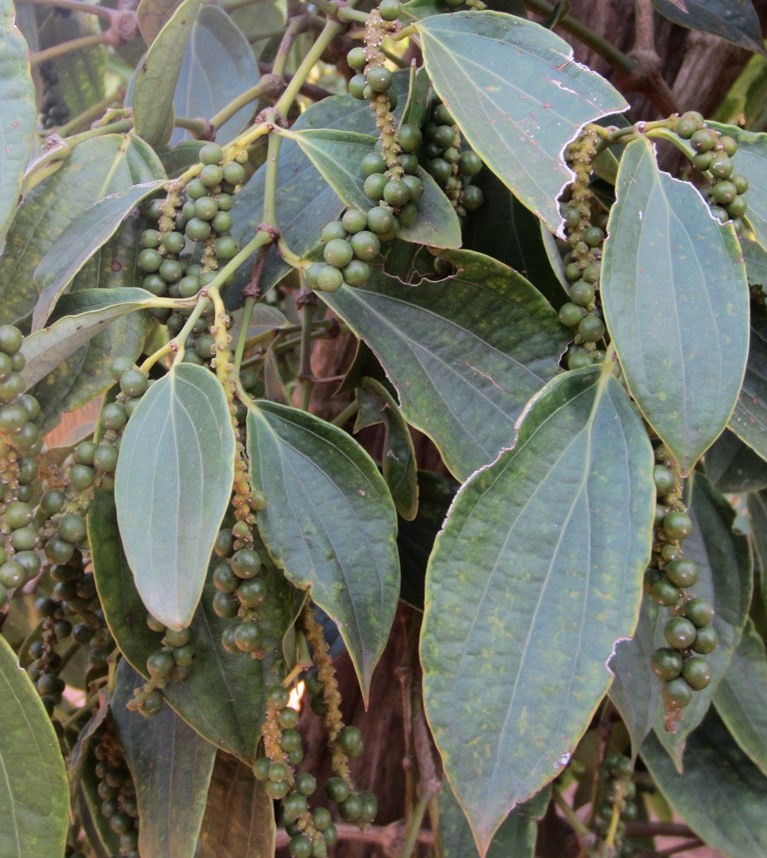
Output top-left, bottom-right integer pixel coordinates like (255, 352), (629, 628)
(0, 135), (162, 330)
(114, 363), (236, 628)
(132, 0), (204, 147)
(642, 710), (767, 857)
(415, 11), (627, 234)
(198, 752), (274, 858)
(170, 6), (260, 146)
(246, 402), (400, 697)
(601, 137), (750, 473)
(90, 491), (286, 762)
(32, 181), (165, 329)
(20, 288), (158, 392)
(0, 0), (36, 253)
(112, 660), (217, 858)
(655, 475), (752, 769)
(651, 0), (766, 55)
(0, 634), (68, 857)
(421, 366), (655, 854)
(323, 247), (568, 481)
(229, 84), (408, 300)
(608, 596), (661, 758)
(730, 312), (767, 460)
(283, 127), (461, 249)
(715, 621), (767, 777)
(438, 782), (550, 858)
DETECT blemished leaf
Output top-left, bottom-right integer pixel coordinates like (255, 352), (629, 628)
(0, 633), (69, 857)
(361, 377), (419, 521)
(601, 137), (750, 473)
(438, 782), (550, 858)
(132, 0), (204, 147)
(198, 752), (275, 858)
(642, 709), (767, 857)
(229, 81), (408, 299)
(170, 6), (260, 146)
(247, 402), (400, 698)
(114, 363), (236, 628)
(651, 0), (766, 54)
(20, 288), (159, 392)
(730, 313), (767, 461)
(421, 367), (655, 854)
(655, 475), (752, 769)
(0, 134), (163, 330)
(32, 182), (165, 329)
(137, 0), (184, 44)
(111, 660), (217, 858)
(90, 491), (288, 763)
(0, 0), (36, 253)
(608, 596), (661, 759)
(415, 11), (627, 235)
(283, 127), (461, 249)
(715, 621), (767, 777)
(706, 429), (767, 493)
(323, 246), (568, 481)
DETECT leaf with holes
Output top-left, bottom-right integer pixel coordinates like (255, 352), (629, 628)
(421, 366), (655, 855)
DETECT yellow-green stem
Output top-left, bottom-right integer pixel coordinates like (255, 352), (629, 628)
(30, 32), (109, 68)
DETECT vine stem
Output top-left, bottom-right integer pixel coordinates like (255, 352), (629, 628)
(397, 793), (430, 858)
(208, 75), (283, 130)
(54, 88), (125, 137)
(330, 400), (359, 427)
(521, 0), (637, 74)
(297, 295), (318, 411)
(30, 32), (110, 68)
(261, 125), (282, 229)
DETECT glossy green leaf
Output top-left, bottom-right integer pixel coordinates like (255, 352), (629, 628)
(0, 134), (162, 330)
(32, 181), (164, 329)
(415, 11), (627, 235)
(0, 0), (36, 253)
(229, 83), (408, 299)
(229, 0), (283, 62)
(112, 660), (217, 858)
(643, 709), (767, 857)
(421, 367), (655, 854)
(20, 288), (158, 392)
(361, 377), (418, 521)
(198, 752), (274, 858)
(283, 127), (461, 249)
(651, 0), (766, 54)
(655, 475), (752, 769)
(170, 7), (260, 146)
(247, 402), (399, 697)
(438, 782), (550, 858)
(706, 429), (767, 493)
(90, 491), (287, 762)
(608, 596), (661, 759)
(0, 633), (68, 857)
(715, 621), (767, 776)
(132, 0), (204, 147)
(115, 363), (236, 628)
(730, 313), (767, 460)
(323, 247), (568, 481)
(601, 137), (750, 473)
(137, 0), (184, 43)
